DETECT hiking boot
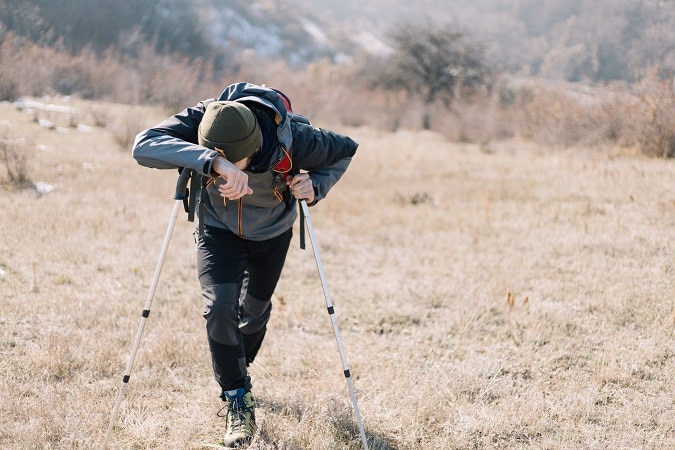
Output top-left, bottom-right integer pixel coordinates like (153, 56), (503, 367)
(219, 388), (256, 448)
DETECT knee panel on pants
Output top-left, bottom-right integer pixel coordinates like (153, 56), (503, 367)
(202, 283), (241, 345)
(239, 293), (272, 335)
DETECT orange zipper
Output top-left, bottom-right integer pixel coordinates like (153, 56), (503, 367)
(237, 198), (243, 237)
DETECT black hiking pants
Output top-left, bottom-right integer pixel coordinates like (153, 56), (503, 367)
(197, 225), (293, 393)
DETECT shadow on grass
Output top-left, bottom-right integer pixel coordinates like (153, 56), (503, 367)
(257, 397), (399, 450)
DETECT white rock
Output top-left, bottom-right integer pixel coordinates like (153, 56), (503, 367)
(38, 119), (56, 129)
(34, 181), (56, 196)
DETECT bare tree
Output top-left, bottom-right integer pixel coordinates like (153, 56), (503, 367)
(373, 22), (491, 129)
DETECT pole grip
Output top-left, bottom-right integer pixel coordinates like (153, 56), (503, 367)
(173, 168), (192, 200)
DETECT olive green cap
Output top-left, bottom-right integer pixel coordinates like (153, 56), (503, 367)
(198, 101), (261, 162)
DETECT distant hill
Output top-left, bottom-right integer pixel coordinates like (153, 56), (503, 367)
(0, 0), (351, 67)
(1, 0), (673, 82)
(300, 0), (675, 82)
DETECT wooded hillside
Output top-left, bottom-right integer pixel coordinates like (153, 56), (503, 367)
(1, 0), (673, 82)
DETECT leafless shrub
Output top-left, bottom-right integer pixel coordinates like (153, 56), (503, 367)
(499, 73), (674, 157)
(109, 109), (147, 151)
(0, 32), (224, 110)
(0, 34), (22, 101)
(88, 105), (110, 128)
(0, 73), (18, 102)
(0, 124), (31, 188)
(517, 85), (592, 146)
(623, 69), (675, 158)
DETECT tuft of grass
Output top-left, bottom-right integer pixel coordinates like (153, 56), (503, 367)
(0, 123), (31, 188)
(109, 108), (152, 151)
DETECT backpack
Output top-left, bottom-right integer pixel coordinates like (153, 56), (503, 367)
(176, 84), (309, 246)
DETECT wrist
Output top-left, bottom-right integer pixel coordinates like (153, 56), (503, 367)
(211, 155), (227, 177)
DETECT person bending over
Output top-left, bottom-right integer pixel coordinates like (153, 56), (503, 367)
(132, 82), (358, 448)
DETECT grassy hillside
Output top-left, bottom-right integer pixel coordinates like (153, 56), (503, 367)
(0, 98), (674, 449)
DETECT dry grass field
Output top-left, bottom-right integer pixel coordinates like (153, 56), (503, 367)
(1, 97), (673, 449)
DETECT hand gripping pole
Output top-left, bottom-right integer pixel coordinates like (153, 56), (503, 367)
(299, 200), (369, 450)
(102, 169), (191, 449)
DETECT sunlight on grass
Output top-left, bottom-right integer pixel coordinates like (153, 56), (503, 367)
(0, 99), (673, 449)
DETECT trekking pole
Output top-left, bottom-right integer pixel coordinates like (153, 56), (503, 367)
(102, 169), (192, 450)
(299, 199), (369, 450)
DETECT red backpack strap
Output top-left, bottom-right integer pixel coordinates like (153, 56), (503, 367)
(272, 88), (293, 113)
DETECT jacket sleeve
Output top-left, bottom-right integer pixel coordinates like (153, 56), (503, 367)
(132, 98), (220, 176)
(291, 121), (358, 204)
(309, 157), (353, 204)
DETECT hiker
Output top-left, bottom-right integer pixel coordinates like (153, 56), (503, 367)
(132, 82), (358, 448)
